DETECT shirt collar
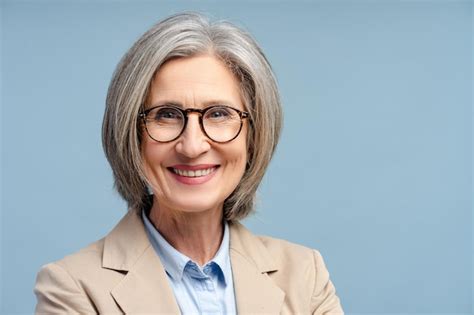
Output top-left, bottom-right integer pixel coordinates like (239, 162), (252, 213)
(141, 209), (230, 285)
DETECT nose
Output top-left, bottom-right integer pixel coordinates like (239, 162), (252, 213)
(175, 114), (211, 158)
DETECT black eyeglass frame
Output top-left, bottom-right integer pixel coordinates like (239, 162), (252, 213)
(139, 105), (250, 143)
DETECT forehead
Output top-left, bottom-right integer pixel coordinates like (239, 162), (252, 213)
(147, 55), (243, 109)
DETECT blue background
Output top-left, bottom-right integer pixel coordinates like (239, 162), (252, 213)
(1, 0), (472, 314)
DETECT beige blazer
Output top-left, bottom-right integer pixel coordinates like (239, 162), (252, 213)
(34, 209), (343, 314)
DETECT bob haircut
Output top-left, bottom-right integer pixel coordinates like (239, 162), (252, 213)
(102, 12), (282, 221)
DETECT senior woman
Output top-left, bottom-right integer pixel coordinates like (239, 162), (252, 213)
(34, 12), (343, 314)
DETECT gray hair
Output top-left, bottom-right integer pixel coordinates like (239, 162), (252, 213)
(102, 12), (282, 221)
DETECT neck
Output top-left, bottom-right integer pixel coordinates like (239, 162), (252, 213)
(148, 199), (224, 266)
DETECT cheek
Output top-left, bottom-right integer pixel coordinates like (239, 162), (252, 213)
(226, 135), (248, 175)
(141, 138), (157, 169)
(141, 139), (172, 194)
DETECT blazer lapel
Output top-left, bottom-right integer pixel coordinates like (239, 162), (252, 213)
(101, 211), (285, 313)
(230, 222), (285, 314)
(103, 209), (180, 314)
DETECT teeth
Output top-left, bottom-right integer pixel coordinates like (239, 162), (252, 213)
(173, 167), (215, 178)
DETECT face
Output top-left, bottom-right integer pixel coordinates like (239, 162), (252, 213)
(142, 55), (248, 215)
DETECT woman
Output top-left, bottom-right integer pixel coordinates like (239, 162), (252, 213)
(34, 12), (343, 314)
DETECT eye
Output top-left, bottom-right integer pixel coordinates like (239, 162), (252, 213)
(153, 107), (182, 121)
(205, 107), (234, 120)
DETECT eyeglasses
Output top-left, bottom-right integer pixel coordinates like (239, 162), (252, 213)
(140, 105), (249, 143)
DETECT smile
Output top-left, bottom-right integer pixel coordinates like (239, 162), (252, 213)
(171, 167), (217, 178)
(167, 164), (220, 186)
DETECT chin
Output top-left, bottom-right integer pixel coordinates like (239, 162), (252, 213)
(162, 194), (225, 214)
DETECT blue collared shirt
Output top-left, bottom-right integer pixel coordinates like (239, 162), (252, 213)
(142, 210), (237, 314)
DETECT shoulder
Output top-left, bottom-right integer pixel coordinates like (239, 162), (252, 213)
(36, 237), (124, 294)
(230, 221), (323, 273)
(230, 222), (343, 313)
(34, 238), (117, 314)
(256, 234), (331, 293)
(34, 210), (146, 313)
(257, 234), (334, 295)
(40, 237), (106, 279)
(257, 236), (343, 313)
(36, 209), (144, 285)
(257, 234), (318, 266)
(230, 221), (326, 285)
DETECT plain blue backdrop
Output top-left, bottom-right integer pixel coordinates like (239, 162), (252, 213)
(1, 0), (472, 314)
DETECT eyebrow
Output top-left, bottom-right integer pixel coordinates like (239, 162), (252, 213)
(149, 100), (240, 109)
